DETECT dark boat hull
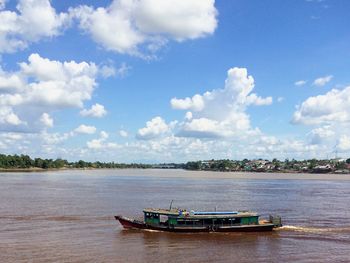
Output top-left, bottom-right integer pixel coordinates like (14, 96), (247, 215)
(115, 216), (275, 232)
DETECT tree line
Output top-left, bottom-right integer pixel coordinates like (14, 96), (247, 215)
(0, 154), (151, 169)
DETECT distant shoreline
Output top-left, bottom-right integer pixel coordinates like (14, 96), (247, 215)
(0, 167), (101, 173)
(0, 167), (349, 175)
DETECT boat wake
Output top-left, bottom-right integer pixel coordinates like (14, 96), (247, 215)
(278, 225), (350, 234)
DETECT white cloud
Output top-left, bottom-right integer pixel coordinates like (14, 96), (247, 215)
(185, 111), (193, 120)
(171, 94), (205, 111)
(41, 131), (71, 145)
(119, 130), (128, 137)
(136, 116), (169, 140)
(0, 0), (217, 56)
(0, 53), (99, 132)
(99, 65), (116, 78)
(246, 93), (273, 106)
(0, 67), (24, 92)
(39, 113), (53, 128)
(86, 131), (119, 150)
(19, 53), (98, 108)
(292, 86), (350, 125)
(313, 75), (333, 87)
(0, 106), (25, 127)
(80, 103), (107, 118)
(308, 125), (335, 145)
(115, 62), (131, 77)
(71, 0), (217, 56)
(99, 62), (131, 78)
(133, 0), (217, 40)
(337, 135), (350, 151)
(100, 131), (109, 139)
(86, 139), (103, 149)
(74, 124), (96, 134)
(0, 0), (70, 53)
(172, 67), (272, 138)
(295, 80), (307, 86)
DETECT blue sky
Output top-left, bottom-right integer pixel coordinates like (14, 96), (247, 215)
(0, 0), (350, 162)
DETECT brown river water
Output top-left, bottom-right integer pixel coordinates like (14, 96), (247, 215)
(1, 169), (350, 262)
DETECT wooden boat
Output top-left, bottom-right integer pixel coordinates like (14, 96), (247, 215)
(115, 207), (282, 233)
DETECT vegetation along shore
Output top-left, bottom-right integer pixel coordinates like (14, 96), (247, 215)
(1, 154), (350, 174)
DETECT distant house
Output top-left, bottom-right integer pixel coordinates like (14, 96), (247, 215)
(313, 164), (333, 173)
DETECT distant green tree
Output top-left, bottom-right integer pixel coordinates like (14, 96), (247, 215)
(308, 159), (317, 170)
(335, 162), (346, 170)
(185, 161), (202, 170)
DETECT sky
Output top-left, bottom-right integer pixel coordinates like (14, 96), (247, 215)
(0, 0), (350, 162)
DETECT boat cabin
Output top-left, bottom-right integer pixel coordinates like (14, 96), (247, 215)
(143, 208), (260, 227)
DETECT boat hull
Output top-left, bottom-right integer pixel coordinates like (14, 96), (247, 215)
(115, 216), (275, 232)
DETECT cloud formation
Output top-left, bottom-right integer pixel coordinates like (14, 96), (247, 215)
(313, 75), (333, 87)
(171, 67), (272, 138)
(292, 86), (350, 125)
(39, 113), (53, 128)
(72, 0), (217, 56)
(0, 53), (99, 132)
(74, 124), (96, 134)
(295, 80), (307, 86)
(0, 0), (69, 53)
(136, 116), (170, 140)
(80, 103), (107, 118)
(0, 0), (217, 56)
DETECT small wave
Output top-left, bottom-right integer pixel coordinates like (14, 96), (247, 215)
(143, 229), (162, 233)
(279, 225), (350, 234)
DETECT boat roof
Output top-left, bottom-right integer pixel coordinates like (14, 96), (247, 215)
(143, 208), (259, 218)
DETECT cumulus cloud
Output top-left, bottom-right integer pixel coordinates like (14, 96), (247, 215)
(39, 113), (53, 128)
(0, 0), (217, 56)
(80, 103), (107, 118)
(337, 135), (350, 151)
(119, 130), (128, 137)
(308, 125), (335, 145)
(292, 86), (350, 125)
(87, 131), (107, 149)
(0, 107), (24, 126)
(295, 80), (307, 86)
(0, 53), (99, 132)
(171, 67), (272, 138)
(74, 124), (96, 134)
(171, 94), (205, 111)
(136, 116), (170, 140)
(19, 53), (98, 108)
(71, 0), (217, 56)
(86, 131), (119, 149)
(0, 0), (70, 53)
(313, 75), (333, 87)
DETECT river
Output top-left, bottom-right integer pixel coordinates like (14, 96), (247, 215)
(1, 169), (350, 262)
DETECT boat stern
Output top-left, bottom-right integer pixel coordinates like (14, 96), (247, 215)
(269, 215), (282, 228)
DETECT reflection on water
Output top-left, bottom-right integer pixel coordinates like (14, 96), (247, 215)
(1, 169), (350, 262)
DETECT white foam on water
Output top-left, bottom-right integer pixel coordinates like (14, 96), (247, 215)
(278, 225), (350, 234)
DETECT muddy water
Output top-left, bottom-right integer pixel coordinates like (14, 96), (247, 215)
(1, 169), (350, 262)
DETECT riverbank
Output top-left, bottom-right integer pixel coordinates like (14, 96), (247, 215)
(1, 167), (350, 174)
(0, 167), (100, 172)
